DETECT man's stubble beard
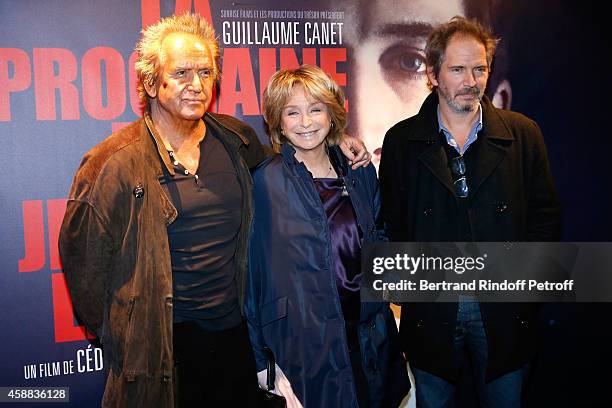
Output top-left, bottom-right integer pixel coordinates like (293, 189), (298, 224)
(440, 85), (482, 114)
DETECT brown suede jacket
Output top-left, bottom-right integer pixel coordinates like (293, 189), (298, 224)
(59, 112), (265, 407)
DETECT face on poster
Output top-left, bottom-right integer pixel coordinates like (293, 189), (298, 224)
(213, 0), (510, 168)
(340, 0), (511, 167)
(343, 0), (463, 166)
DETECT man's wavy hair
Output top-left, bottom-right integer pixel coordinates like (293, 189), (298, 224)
(263, 65), (347, 153)
(134, 13), (220, 106)
(425, 16), (500, 89)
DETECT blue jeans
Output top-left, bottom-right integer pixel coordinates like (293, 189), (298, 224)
(413, 299), (527, 408)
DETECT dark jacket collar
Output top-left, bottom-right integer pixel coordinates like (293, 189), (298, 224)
(408, 91), (514, 143)
(280, 143), (348, 177)
(205, 112), (251, 147)
(280, 142), (299, 165)
(413, 92), (513, 199)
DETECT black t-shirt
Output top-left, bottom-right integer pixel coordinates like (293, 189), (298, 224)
(160, 128), (242, 330)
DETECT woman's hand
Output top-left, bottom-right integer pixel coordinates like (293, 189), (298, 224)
(257, 364), (303, 408)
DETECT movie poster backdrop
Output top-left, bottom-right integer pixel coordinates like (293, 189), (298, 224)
(1, 0), (609, 406)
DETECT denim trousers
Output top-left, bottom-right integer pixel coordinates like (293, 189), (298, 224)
(413, 298), (526, 408)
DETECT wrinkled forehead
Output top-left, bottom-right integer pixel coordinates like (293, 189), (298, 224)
(344, 0), (465, 40)
(160, 32), (212, 67)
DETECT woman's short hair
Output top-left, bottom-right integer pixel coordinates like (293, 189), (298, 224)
(134, 13), (220, 106)
(263, 65), (347, 151)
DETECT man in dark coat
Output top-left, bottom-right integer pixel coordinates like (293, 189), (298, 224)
(379, 16), (561, 408)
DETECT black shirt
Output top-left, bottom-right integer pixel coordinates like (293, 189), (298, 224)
(160, 127), (242, 330)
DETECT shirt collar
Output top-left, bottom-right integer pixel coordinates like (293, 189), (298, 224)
(437, 103), (483, 155)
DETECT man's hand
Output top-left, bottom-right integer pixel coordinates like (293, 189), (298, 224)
(257, 364), (303, 408)
(340, 134), (371, 169)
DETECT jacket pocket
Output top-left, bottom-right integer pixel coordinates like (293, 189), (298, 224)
(260, 296), (287, 327)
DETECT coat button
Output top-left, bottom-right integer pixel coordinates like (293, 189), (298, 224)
(496, 202), (508, 213)
(423, 208), (432, 216)
(516, 316), (529, 328)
